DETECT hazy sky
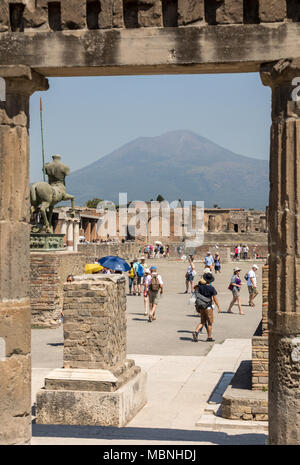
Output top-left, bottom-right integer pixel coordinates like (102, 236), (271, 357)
(29, 72), (271, 182)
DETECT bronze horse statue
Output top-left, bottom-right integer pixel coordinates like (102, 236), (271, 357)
(30, 155), (75, 233)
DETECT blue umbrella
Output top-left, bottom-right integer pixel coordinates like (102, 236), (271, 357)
(98, 255), (130, 272)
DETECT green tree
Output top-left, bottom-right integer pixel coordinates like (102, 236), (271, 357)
(86, 198), (103, 208)
(156, 194), (165, 202)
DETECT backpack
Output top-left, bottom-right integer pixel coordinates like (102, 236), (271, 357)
(195, 289), (212, 311)
(244, 273), (249, 281)
(150, 276), (160, 292)
(129, 267), (135, 278)
(137, 263), (144, 277)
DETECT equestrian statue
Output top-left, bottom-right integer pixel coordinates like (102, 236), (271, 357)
(30, 155), (75, 233)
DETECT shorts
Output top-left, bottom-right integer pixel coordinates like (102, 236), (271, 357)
(200, 307), (214, 326)
(232, 288), (240, 297)
(129, 276), (137, 286)
(248, 286), (258, 295)
(214, 266), (221, 271)
(186, 274), (194, 281)
(137, 276), (142, 285)
(148, 289), (160, 305)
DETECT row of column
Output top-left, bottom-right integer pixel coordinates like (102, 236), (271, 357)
(59, 219), (80, 252)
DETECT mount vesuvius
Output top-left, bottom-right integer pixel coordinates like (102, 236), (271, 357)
(67, 130), (269, 209)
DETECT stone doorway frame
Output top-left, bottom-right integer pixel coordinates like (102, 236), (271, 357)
(1, 12), (300, 445)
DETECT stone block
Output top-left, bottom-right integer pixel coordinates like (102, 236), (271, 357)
(36, 370), (147, 427)
(0, 126), (29, 220)
(0, 353), (31, 444)
(0, 222), (30, 300)
(0, 299), (30, 356)
(61, 0), (86, 30)
(0, 1), (9, 33)
(23, 1), (49, 30)
(113, 0), (124, 27)
(216, 0), (243, 24)
(123, 0), (163, 28)
(259, 0), (286, 22)
(178, 0), (204, 26)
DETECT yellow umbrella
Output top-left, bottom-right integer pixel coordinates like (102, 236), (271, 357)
(85, 263), (104, 274)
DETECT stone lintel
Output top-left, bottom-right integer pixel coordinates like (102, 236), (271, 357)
(2, 23), (300, 77)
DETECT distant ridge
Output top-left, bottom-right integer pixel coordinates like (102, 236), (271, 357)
(67, 130), (268, 209)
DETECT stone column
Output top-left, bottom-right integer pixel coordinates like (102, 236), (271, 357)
(208, 215), (216, 232)
(261, 58), (300, 445)
(73, 219), (80, 252)
(66, 220), (74, 251)
(0, 67), (48, 445)
(36, 275), (147, 426)
(60, 219), (67, 244)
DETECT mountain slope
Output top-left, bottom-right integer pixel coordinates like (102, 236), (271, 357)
(67, 130), (269, 209)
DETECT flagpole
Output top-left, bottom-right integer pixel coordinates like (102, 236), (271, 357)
(40, 97), (46, 181)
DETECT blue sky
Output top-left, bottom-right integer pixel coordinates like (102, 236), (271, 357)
(29, 72), (271, 182)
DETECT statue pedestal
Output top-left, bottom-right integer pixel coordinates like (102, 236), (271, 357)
(30, 233), (65, 251)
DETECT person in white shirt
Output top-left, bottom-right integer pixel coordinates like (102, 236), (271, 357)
(247, 264), (259, 307)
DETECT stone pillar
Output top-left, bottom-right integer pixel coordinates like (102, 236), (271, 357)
(91, 221), (97, 241)
(0, 67), (48, 445)
(247, 216), (254, 232)
(66, 220), (73, 251)
(36, 275), (147, 426)
(261, 58), (300, 445)
(208, 215), (216, 232)
(60, 219), (67, 245)
(85, 221), (91, 242)
(73, 219), (80, 252)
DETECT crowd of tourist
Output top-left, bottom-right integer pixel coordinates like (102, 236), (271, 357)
(123, 250), (259, 341)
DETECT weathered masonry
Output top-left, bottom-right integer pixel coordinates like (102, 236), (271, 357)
(1, 0), (300, 445)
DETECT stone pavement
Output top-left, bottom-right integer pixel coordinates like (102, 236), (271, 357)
(31, 259), (267, 445)
(31, 339), (267, 445)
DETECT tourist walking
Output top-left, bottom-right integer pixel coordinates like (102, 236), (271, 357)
(247, 264), (259, 307)
(204, 251), (214, 271)
(166, 245), (170, 258)
(136, 259), (145, 296)
(214, 253), (221, 274)
(128, 261), (137, 295)
(143, 268), (151, 316)
(185, 257), (196, 293)
(192, 272), (221, 342)
(227, 267), (244, 315)
(234, 245), (239, 260)
(144, 266), (163, 322)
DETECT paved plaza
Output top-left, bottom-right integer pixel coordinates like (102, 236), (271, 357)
(31, 259), (267, 445)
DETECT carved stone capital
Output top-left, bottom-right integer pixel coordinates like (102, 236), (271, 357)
(260, 58), (300, 88)
(260, 59), (300, 122)
(5, 71), (49, 96)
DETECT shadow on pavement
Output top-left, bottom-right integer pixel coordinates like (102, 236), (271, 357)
(31, 423), (266, 445)
(47, 343), (64, 347)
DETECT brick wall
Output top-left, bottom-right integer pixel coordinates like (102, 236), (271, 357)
(252, 264), (269, 390)
(63, 275), (127, 370)
(30, 251), (86, 326)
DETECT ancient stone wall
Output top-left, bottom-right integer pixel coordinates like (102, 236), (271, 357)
(63, 274), (127, 369)
(78, 241), (141, 263)
(0, 0), (299, 34)
(30, 251), (86, 326)
(252, 264), (269, 391)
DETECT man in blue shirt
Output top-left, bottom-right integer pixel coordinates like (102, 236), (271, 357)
(204, 252), (214, 271)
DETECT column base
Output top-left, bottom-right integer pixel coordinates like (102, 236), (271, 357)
(36, 368), (147, 427)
